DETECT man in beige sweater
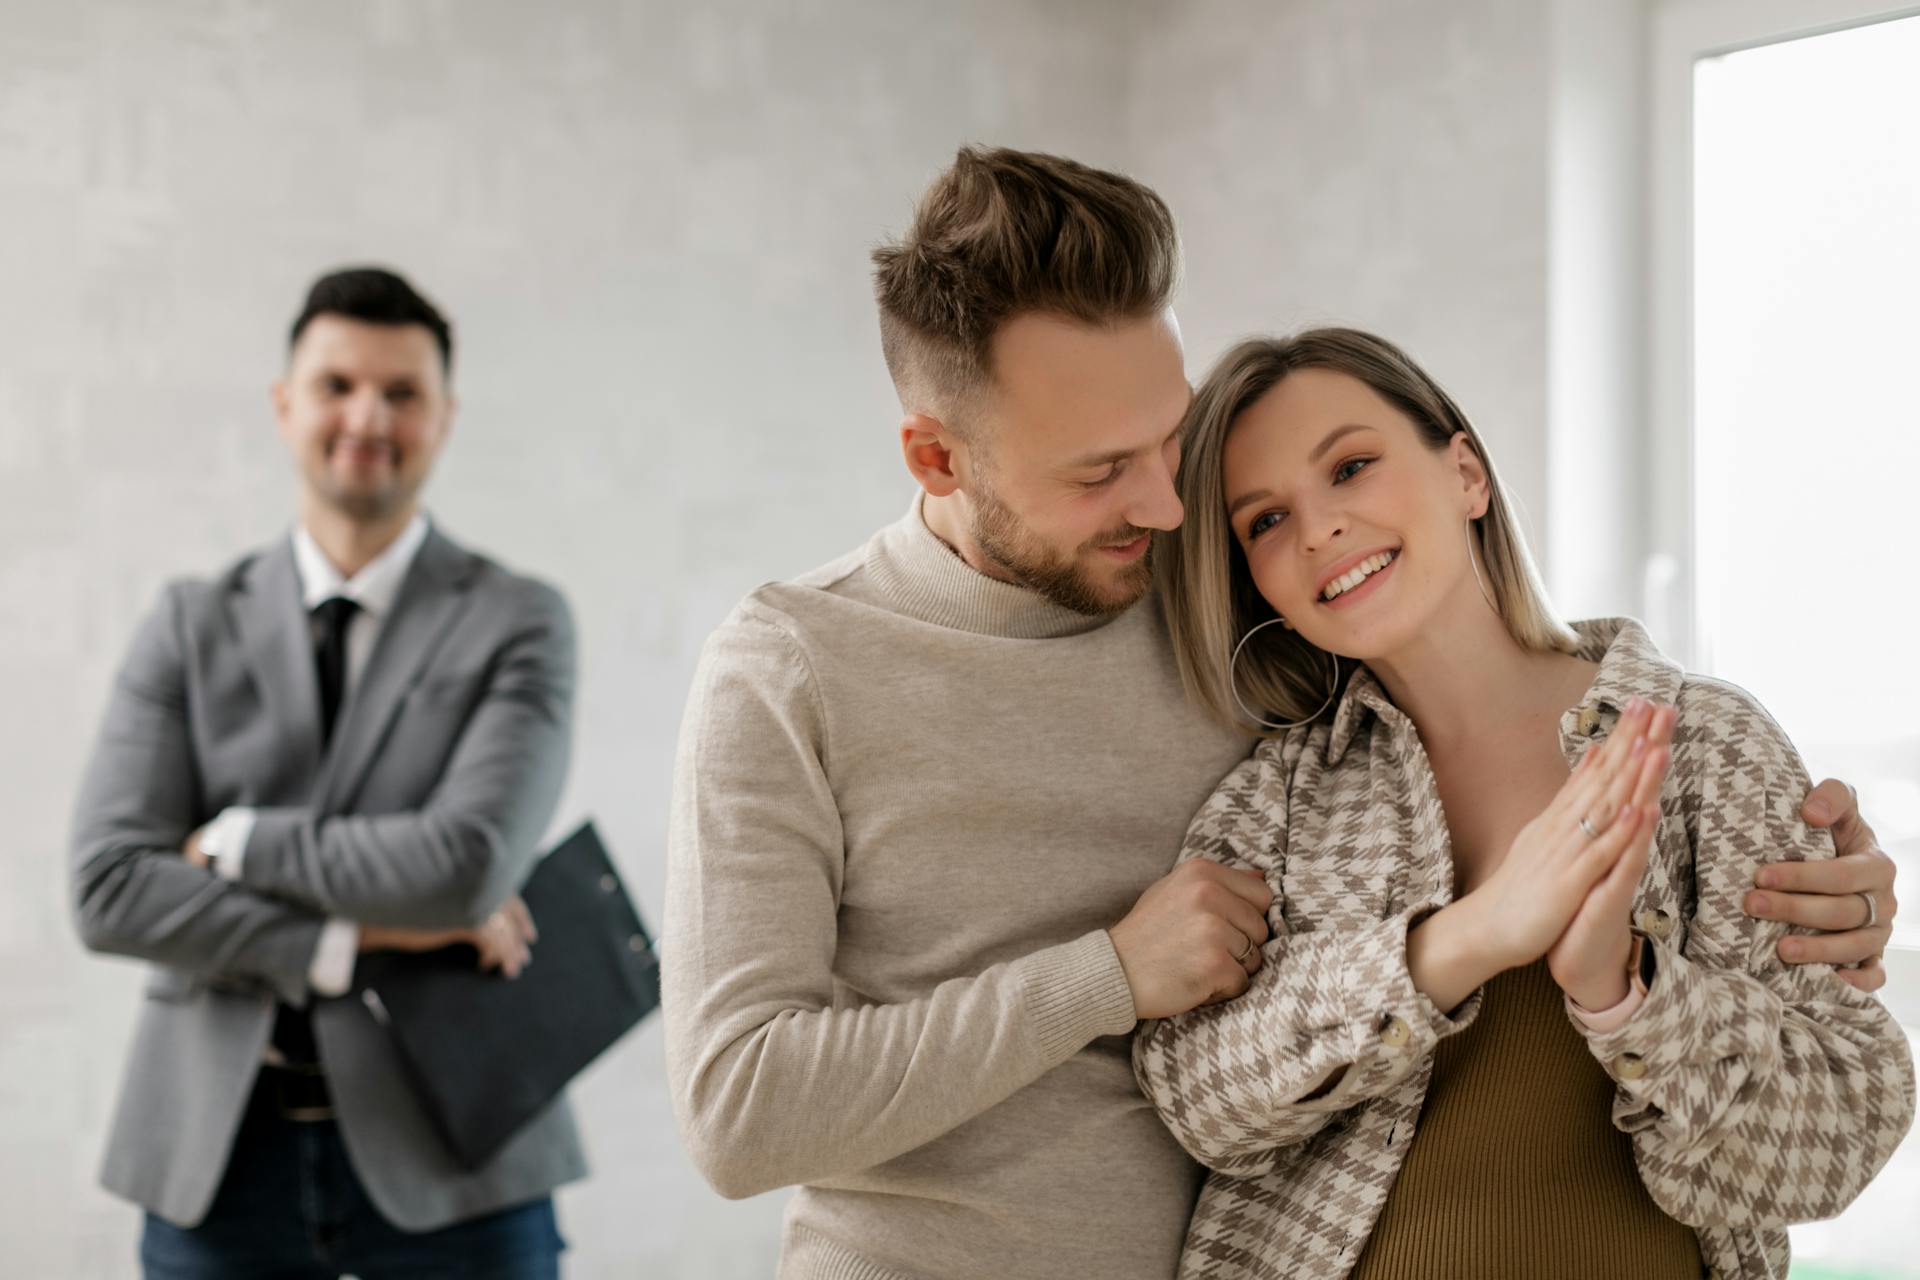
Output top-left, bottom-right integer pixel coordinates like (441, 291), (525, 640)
(664, 148), (1899, 1280)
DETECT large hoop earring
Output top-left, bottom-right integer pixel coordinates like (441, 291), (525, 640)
(1466, 521), (1498, 615)
(1229, 617), (1341, 732)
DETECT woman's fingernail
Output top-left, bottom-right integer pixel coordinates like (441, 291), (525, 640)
(1756, 868), (1778, 889)
(1807, 798), (1832, 824)
(1747, 891), (1771, 914)
(1781, 938), (1804, 960)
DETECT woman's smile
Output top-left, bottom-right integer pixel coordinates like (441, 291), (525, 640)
(1316, 547), (1400, 608)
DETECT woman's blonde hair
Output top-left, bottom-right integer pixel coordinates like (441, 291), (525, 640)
(1159, 327), (1578, 736)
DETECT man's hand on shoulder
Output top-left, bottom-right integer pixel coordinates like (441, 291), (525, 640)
(1742, 778), (1899, 991)
(1109, 860), (1275, 1020)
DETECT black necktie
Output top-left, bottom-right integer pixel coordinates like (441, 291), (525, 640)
(271, 596), (359, 1073)
(313, 596), (359, 747)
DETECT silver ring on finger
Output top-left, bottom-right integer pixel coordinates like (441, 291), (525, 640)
(1232, 935), (1254, 962)
(1857, 890), (1879, 931)
(1578, 813), (1603, 840)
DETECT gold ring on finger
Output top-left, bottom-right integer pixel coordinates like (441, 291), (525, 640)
(1858, 891), (1879, 930)
(1578, 814), (1603, 840)
(1232, 936), (1254, 962)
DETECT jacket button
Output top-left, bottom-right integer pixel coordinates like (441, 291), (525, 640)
(1615, 1052), (1648, 1080)
(1379, 1016), (1412, 1048)
(1635, 908), (1674, 940)
(1575, 706), (1604, 737)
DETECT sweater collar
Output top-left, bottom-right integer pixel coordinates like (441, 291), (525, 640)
(866, 492), (1136, 640)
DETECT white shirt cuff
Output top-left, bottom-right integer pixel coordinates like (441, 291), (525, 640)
(205, 807), (258, 882)
(307, 919), (360, 998)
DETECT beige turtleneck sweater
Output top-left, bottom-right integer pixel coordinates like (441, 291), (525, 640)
(665, 497), (1252, 1279)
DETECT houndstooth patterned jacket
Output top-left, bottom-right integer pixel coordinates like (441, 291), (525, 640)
(1134, 618), (1914, 1280)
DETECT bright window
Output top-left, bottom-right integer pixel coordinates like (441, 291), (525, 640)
(1684, 9), (1920, 1277)
(1693, 10), (1920, 941)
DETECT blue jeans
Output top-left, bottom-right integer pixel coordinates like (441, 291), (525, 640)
(139, 1080), (564, 1279)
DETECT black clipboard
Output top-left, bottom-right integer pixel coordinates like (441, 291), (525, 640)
(352, 822), (660, 1169)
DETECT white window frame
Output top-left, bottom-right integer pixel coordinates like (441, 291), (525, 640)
(1649, 0), (1920, 1026)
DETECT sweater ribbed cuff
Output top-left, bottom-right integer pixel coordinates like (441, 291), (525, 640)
(783, 1225), (916, 1280)
(1015, 930), (1139, 1067)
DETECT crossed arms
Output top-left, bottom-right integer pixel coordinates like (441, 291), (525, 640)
(70, 580), (574, 1006)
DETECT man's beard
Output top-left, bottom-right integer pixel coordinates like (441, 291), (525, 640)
(969, 475), (1154, 617)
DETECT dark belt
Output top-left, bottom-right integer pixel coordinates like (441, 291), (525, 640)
(256, 1058), (334, 1122)
(261, 1001), (333, 1120)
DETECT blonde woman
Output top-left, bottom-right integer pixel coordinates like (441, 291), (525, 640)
(1135, 328), (1914, 1279)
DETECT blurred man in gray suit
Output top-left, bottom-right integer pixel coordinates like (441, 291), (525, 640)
(72, 267), (581, 1278)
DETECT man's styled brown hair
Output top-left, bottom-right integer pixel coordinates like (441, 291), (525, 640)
(871, 146), (1180, 426)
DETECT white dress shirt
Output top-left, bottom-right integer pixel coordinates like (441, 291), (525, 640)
(199, 513), (432, 999)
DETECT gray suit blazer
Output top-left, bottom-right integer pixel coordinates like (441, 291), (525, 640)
(71, 526), (586, 1231)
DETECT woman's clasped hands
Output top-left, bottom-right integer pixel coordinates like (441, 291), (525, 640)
(1407, 697), (1677, 1014)
(1473, 697), (1676, 1011)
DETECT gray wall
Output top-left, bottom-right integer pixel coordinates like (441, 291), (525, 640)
(0, 2), (1561, 1275)
(1130, 0), (1554, 555)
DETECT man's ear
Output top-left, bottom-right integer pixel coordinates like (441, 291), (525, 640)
(1450, 432), (1491, 520)
(900, 413), (968, 498)
(270, 377), (292, 443)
